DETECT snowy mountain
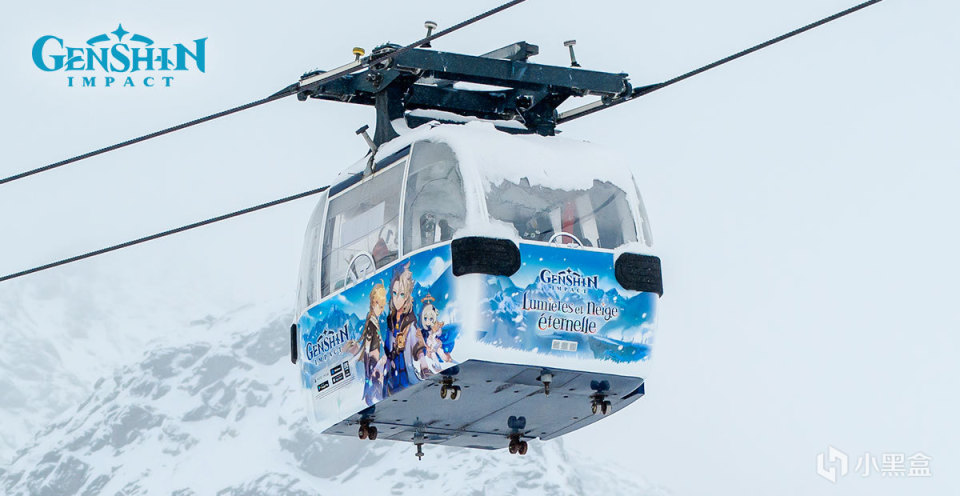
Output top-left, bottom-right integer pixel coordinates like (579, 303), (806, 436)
(0, 265), (266, 462)
(0, 296), (669, 495)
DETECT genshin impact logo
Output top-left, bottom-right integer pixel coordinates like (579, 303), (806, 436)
(32, 24), (206, 88)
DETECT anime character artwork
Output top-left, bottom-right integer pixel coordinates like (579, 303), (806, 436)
(384, 264), (430, 396)
(341, 282), (389, 406)
(336, 254), (459, 405)
(300, 245), (463, 427)
(421, 294), (453, 373)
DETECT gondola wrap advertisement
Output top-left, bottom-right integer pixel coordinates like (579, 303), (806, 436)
(297, 245), (461, 427)
(297, 241), (657, 428)
(476, 243), (657, 365)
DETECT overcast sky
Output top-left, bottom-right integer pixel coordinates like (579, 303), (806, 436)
(1, 0), (958, 494)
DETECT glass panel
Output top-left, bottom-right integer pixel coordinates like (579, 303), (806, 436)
(321, 164), (404, 296)
(634, 182), (654, 247)
(485, 179), (638, 249)
(297, 191), (327, 313)
(403, 142), (466, 254)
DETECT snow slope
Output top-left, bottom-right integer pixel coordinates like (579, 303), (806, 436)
(0, 272), (174, 460)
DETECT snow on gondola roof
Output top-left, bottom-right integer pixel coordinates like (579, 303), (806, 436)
(331, 117), (636, 193)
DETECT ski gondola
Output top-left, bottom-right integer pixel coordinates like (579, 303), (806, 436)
(291, 94), (662, 455)
(290, 40), (666, 457)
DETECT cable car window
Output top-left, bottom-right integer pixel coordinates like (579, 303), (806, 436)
(403, 142), (466, 254)
(321, 164), (404, 296)
(297, 192), (328, 312)
(485, 179), (638, 249)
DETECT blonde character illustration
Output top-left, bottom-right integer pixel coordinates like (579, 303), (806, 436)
(384, 264), (430, 395)
(342, 283), (389, 405)
(420, 294), (453, 373)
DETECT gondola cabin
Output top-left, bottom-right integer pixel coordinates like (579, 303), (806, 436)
(292, 118), (662, 456)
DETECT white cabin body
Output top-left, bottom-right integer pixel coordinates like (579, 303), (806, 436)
(293, 121), (661, 450)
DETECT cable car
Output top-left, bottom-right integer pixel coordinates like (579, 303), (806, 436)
(290, 38), (665, 457)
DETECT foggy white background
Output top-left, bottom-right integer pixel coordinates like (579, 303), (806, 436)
(1, 0), (958, 494)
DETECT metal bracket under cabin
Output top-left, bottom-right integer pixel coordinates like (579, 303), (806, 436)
(323, 360), (646, 451)
(295, 41), (633, 145)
